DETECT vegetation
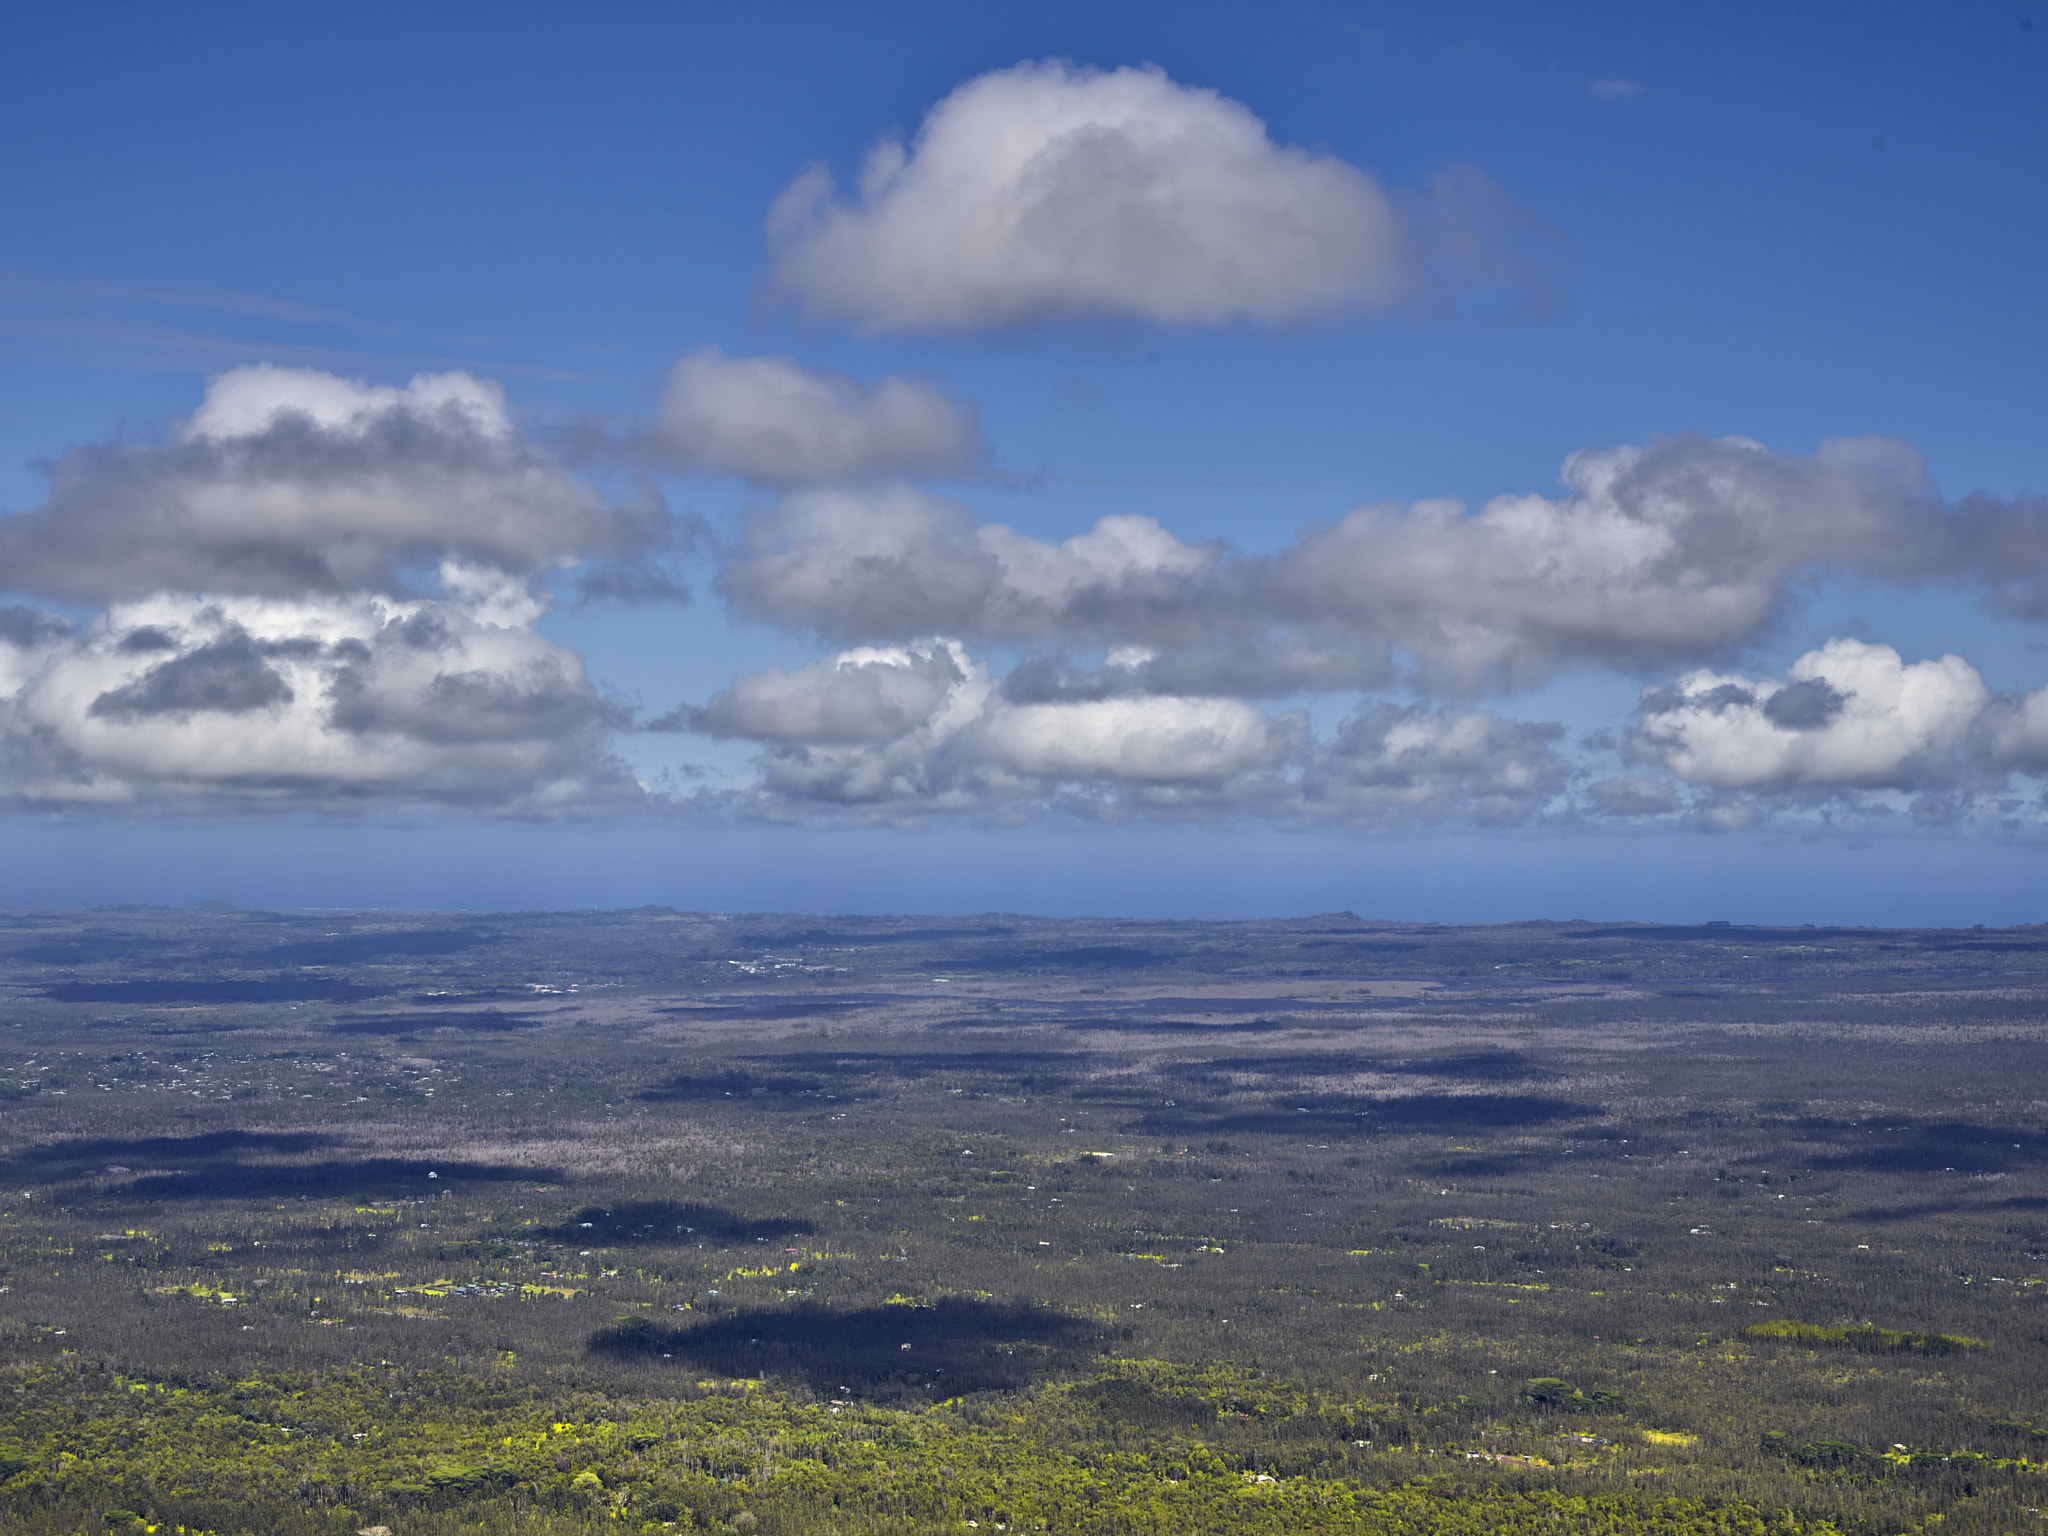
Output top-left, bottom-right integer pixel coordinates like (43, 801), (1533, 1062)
(2, 904), (2047, 1532)
(1745, 1321), (1987, 1355)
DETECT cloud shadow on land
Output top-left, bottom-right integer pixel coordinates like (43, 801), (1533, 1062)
(1061, 1016), (1325, 1035)
(1791, 1118), (2048, 1175)
(331, 1010), (540, 1036)
(637, 1053), (1091, 1105)
(707, 1048), (1087, 1096)
(1383, 1050), (1560, 1081)
(960, 946), (1170, 971)
(108, 1158), (554, 1202)
(0, 1129), (558, 1200)
(635, 1069), (836, 1105)
(1844, 1194), (2048, 1225)
(544, 1200), (815, 1246)
(653, 996), (899, 1022)
(41, 977), (385, 1003)
(1160, 1049), (1557, 1082)
(264, 928), (505, 964)
(744, 927), (1016, 946)
(591, 1298), (1100, 1399)
(0, 1129), (332, 1184)
(736, 1048), (1088, 1079)
(5, 932), (188, 965)
(1127, 1093), (1602, 1139)
(1419, 1152), (1555, 1177)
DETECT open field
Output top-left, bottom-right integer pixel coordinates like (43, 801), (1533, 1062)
(3, 906), (2047, 1533)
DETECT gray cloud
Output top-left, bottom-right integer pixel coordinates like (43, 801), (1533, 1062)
(1968, 683), (2048, 776)
(1694, 798), (1764, 833)
(1263, 434), (1946, 691)
(680, 639), (1304, 817)
(653, 349), (984, 484)
(325, 652), (614, 748)
(0, 366), (673, 814)
(675, 639), (1568, 828)
(1302, 704), (1572, 824)
(19, 352), (2048, 838)
(1629, 639), (1988, 792)
(996, 652), (1155, 704)
(1603, 637), (2048, 824)
(1953, 490), (2048, 620)
(763, 61), (1552, 332)
(0, 365), (668, 604)
(695, 644), (969, 744)
(723, 485), (1229, 651)
(0, 585), (636, 813)
(88, 629), (293, 720)
(117, 626), (180, 653)
(1760, 677), (1850, 730)
(722, 435), (1972, 696)
(1584, 777), (1681, 817)
(0, 607), (71, 648)
(1639, 681), (1754, 717)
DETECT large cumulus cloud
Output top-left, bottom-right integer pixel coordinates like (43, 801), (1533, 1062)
(14, 350), (2048, 836)
(0, 365), (668, 603)
(0, 366), (657, 813)
(723, 485), (1218, 648)
(0, 575), (634, 812)
(679, 638), (1571, 827)
(1630, 639), (1989, 793)
(762, 60), (1551, 332)
(1267, 435), (1948, 691)
(723, 435), (1957, 695)
(1613, 636), (2048, 829)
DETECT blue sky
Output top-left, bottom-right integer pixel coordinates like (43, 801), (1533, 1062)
(1, 1), (2044, 920)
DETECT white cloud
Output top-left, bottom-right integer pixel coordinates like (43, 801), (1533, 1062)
(722, 435), (1947, 695)
(974, 694), (1295, 784)
(692, 640), (1303, 818)
(0, 366), (684, 814)
(1588, 78), (1646, 101)
(1630, 638), (1989, 792)
(1267, 434), (1942, 691)
(653, 349), (983, 484)
(723, 484), (1220, 646)
(762, 60), (1542, 331)
(0, 364), (667, 603)
(182, 364), (516, 442)
(0, 576), (635, 812)
(680, 640), (1569, 827)
(735, 640), (999, 812)
(21, 362), (2048, 838)
(691, 641), (973, 744)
